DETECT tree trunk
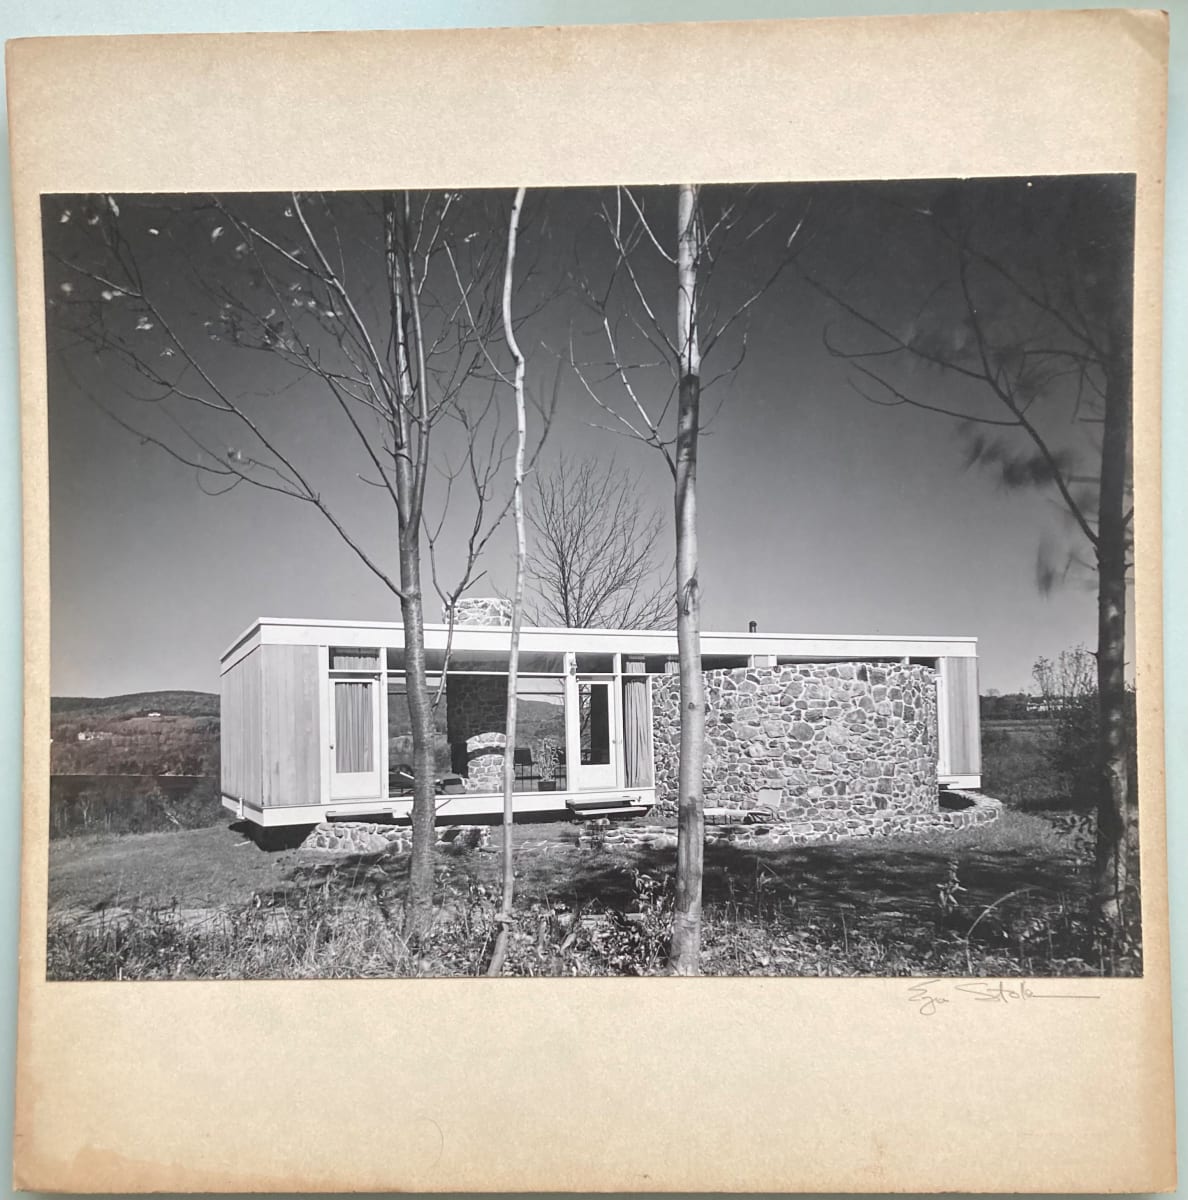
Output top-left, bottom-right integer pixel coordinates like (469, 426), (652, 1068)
(398, 527), (437, 939)
(1094, 338), (1132, 930)
(384, 193), (438, 939)
(488, 186), (528, 977)
(669, 183), (705, 976)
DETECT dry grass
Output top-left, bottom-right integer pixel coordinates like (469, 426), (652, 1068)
(46, 810), (1140, 980)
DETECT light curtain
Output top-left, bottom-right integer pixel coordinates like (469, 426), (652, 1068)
(622, 659), (653, 787)
(335, 681), (374, 772)
(330, 648), (379, 670)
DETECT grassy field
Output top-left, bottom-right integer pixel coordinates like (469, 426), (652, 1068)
(46, 809), (1137, 980)
(980, 719), (1066, 809)
(44, 712), (1141, 980)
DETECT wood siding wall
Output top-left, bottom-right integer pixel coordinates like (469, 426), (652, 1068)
(939, 656), (981, 776)
(221, 647), (262, 806)
(260, 643), (322, 807)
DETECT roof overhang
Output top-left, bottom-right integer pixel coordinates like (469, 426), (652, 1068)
(222, 617), (977, 669)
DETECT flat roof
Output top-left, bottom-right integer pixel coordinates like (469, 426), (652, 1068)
(222, 616), (977, 667)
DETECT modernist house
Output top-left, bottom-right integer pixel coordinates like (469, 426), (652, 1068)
(220, 598), (983, 837)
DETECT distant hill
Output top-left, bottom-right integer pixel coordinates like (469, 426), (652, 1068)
(51, 690), (219, 721)
(50, 691), (220, 777)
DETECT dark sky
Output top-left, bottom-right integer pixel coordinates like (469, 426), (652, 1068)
(43, 177), (1133, 696)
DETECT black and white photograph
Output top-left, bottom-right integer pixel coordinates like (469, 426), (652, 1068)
(42, 176), (1141, 981)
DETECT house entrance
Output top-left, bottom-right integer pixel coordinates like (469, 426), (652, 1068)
(328, 676), (382, 800)
(569, 676), (619, 790)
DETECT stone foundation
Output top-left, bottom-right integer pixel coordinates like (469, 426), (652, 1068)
(577, 791), (1001, 851)
(307, 822), (492, 854)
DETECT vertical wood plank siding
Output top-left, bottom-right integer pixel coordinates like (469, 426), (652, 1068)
(940, 656), (981, 775)
(261, 643), (322, 807)
(220, 647), (262, 806)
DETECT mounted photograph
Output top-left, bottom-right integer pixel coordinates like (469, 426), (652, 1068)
(43, 176), (1141, 980)
(11, 13), (1176, 1195)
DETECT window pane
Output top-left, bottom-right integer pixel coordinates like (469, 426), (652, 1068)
(387, 680), (451, 783)
(516, 677), (567, 789)
(445, 650), (564, 674)
(447, 649), (509, 672)
(519, 652), (565, 674)
(576, 653), (614, 673)
(331, 647), (379, 670)
(388, 648), (565, 675)
(386, 647), (446, 673)
(334, 681), (374, 771)
(579, 682), (611, 765)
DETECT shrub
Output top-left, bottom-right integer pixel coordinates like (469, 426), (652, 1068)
(49, 776), (223, 838)
(1028, 647), (1138, 811)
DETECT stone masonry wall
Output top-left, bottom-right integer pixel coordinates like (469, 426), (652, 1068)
(309, 822), (492, 854)
(463, 732), (506, 792)
(578, 791), (1003, 851)
(651, 662), (939, 839)
(446, 597), (513, 626)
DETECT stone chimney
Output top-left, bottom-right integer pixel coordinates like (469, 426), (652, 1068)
(445, 596), (514, 627)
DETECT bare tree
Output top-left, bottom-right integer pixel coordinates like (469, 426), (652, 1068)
(489, 186), (529, 976)
(669, 183), (706, 974)
(46, 190), (541, 935)
(525, 455), (673, 630)
(1032, 646), (1097, 711)
(802, 177), (1135, 929)
(568, 185), (804, 973)
(1032, 645), (1121, 814)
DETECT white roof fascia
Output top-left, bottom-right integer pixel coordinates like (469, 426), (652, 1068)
(219, 622), (264, 673)
(228, 617), (978, 663)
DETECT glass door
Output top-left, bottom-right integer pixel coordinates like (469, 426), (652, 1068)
(329, 676), (381, 800)
(570, 677), (619, 790)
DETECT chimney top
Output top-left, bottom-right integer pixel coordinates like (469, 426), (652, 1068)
(446, 597), (513, 627)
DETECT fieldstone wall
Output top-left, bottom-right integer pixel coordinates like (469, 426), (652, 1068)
(651, 661), (940, 840)
(577, 792), (1002, 851)
(308, 821), (492, 854)
(446, 597), (513, 626)
(464, 732), (506, 792)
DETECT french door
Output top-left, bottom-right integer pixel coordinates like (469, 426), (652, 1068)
(569, 676), (620, 790)
(329, 676), (382, 800)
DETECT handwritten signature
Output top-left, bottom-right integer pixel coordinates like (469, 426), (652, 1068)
(907, 978), (1101, 1016)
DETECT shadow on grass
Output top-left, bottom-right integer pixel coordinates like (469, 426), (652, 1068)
(253, 834), (1092, 929)
(49, 819), (1142, 979)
